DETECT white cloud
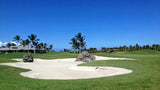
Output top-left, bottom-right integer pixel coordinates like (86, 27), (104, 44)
(11, 42), (20, 45)
(0, 41), (2, 46)
(10, 41), (21, 46)
(11, 41), (17, 45)
(3, 42), (8, 46)
(0, 41), (21, 47)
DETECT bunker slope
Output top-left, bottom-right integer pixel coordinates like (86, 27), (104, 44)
(0, 56), (133, 80)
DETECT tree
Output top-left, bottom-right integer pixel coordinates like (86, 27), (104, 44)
(39, 43), (44, 53)
(135, 44), (140, 50)
(118, 46), (123, 51)
(6, 43), (11, 53)
(69, 38), (79, 53)
(25, 39), (30, 53)
(21, 40), (26, 52)
(6, 43), (11, 49)
(49, 45), (53, 53)
(152, 44), (156, 50)
(75, 33), (86, 53)
(28, 34), (39, 53)
(146, 45), (150, 49)
(142, 45), (146, 50)
(21, 40), (26, 47)
(156, 44), (159, 51)
(64, 48), (70, 53)
(44, 43), (47, 50)
(123, 45), (127, 51)
(11, 43), (16, 46)
(88, 47), (97, 53)
(101, 47), (107, 52)
(129, 45), (133, 51)
(13, 35), (21, 46)
(46, 48), (49, 53)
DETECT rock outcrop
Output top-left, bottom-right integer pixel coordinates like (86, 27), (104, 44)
(76, 51), (96, 62)
(23, 55), (34, 62)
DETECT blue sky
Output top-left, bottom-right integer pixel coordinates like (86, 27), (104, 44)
(0, 0), (160, 50)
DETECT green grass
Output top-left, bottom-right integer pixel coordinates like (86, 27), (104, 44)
(0, 50), (160, 90)
(0, 52), (78, 63)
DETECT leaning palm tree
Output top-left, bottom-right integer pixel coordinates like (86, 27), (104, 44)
(49, 45), (53, 53)
(13, 35), (21, 46)
(25, 39), (30, 53)
(75, 33), (86, 53)
(28, 34), (39, 53)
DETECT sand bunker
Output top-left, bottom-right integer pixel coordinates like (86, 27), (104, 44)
(0, 56), (133, 80)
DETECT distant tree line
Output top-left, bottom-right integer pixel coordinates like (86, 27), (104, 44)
(1, 34), (53, 53)
(68, 33), (159, 53)
(101, 44), (160, 52)
(67, 43), (160, 53)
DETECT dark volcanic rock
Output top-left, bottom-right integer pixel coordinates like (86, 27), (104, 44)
(76, 51), (96, 62)
(23, 55), (34, 62)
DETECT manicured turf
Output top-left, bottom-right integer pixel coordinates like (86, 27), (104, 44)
(0, 52), (78, 63)
(0, 50), (160, 90)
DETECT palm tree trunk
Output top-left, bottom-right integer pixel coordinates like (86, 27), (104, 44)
(34, 45), (36, 54)
(34, 49), (36, 54)
(16, 41), (19, 53)
(28, 45), (29, 53)
(74, 49), (76, 54)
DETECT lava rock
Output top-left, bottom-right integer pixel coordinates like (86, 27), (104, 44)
(23, 55), (34, 62)
(76, 51), (96, 62)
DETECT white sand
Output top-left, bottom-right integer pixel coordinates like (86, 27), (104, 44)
(0, 56), (133, 80)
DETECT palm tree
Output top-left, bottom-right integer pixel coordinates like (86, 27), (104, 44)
(75, 33), (86, 53)
(37, 43), (41, 53)
(49, 45), (53, 53)
(11, 43), (16, 46)
(142, 45), (146, 50)
(13, 35), (21, 46)
(21, 40), (26, 52)
(6, 43), (11, 53)
(34, 42), (39, 53)
(28, 34), (39, 53)
(69, 38), (78, 53)
(25, 39), (30, 53)
(135, 44), (140, 50)
(146, 45), (150, 50)
(129, 45), (133, 51)
(13, 35), (21, 52)
(46, 48), (50, 53)
(156, 44), (159, 51)
(39, 43), (44, 53)
(123, 45), (127, 51)
(44, 43), (47, 50)
(152, 44), (156, 50)
(6, 43), (11, 49)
